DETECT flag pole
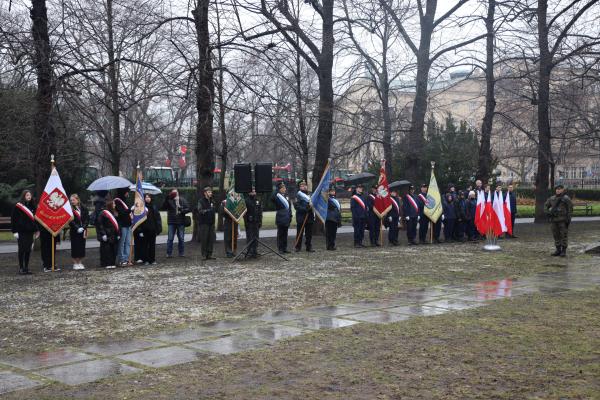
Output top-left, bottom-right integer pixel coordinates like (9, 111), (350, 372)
(379, 217), (383, 246)
(429, 161), (435, 244)
(231, 219), (234, 253)
(50, 154), (55, 272)
(294, 213), (309, 249)
(129, 162), (139, 265)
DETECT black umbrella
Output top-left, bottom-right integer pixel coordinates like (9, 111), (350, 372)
(389, 180), (412, 190)
(344, 172), (376, 186)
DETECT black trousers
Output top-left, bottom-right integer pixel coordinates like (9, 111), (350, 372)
(444, 219), (456, 241)
(245, 223), (259, 256)
(433, 220), (442, 240)
(17, 232), (34, 271)
(368, 216), (381, 244)
(223, 220), (239, 255)
(388, 217), (399, 244)
(277, 225), (289, 252)
(406, 218), (418, 241)
(295, 221), (313, 250)
(133, 233), (142, 261)
(325, 221), (338, 249)
(40, 230), (57, 269)
(100, 241), (117, 267)
(353, 219), (365, 244)
(140, 233), (157, 263)
(418, 218), (429, 242)
(199, 224), (216, 258)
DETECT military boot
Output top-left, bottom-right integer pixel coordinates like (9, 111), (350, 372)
(560, 246), (567, 257)
(551, 246), (561, 256)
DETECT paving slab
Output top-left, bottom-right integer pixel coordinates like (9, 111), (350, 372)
(187, 335), (270, 355)
(237, 324), (306, 343)
(146, 328), (224, 344)
(345, 310), (411, 324)
(386, 305), (450, 317)
(0, 371), (42, 394)
(80, 339), (160, 356)
(341, 299), (407, 309)
(421, 298), (484, 311)
(199, 318), (262, 332)
(0, 349), (94, 370)
(256, 310), (305, 323)
(35, 359), (141, 386)
(117, 346), (204, 368)
(281, 316), (360, 330)
(304, 305), (365, 317)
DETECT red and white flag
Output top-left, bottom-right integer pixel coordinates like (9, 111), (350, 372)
(493, 191), (507, 235)
(475, 190), (486, 235)
(487, 191), (503, 237)
(373, 160), (392, 218)
(503, 191), (513, 235)
(35, 166), (73, 236)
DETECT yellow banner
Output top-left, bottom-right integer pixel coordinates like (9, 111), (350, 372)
(424, 168), (443, 223)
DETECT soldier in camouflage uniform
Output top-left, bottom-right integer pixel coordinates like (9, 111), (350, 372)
(544, 185), (573, 257)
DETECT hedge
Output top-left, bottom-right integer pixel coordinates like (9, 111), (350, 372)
(515, 188), (600, 201)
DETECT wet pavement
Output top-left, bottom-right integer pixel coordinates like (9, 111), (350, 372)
(1, 265), (600, 394)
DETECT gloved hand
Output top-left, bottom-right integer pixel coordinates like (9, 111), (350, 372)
(418, 216), (421, 221)
(388, 217), (392, 222)
(77, 227), (84, 234)
(13, 233), (18, 239)
(406, 216), (410, 221)
(102, 235), (108, 242)
(139, 232), (144, 237)
(442, 215), (445, 221)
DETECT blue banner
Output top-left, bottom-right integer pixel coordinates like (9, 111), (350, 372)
(131, 171), (147, 231)
(310, 161), (332, 223)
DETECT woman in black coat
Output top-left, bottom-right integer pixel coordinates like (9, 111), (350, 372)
(325, 187), (342, 250)
(11, 190), (39, 275)
(69, 194), (89, 270)
(96, 196), (120, 269)
(137, 194), (162, 265)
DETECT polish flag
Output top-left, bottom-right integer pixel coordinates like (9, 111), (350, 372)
(373, 160), (392, 218)
(475, 189), (486, 235)
(491, 191), (506, 236)
(503, 191), (513, 236)
(35, 166), (74, 236)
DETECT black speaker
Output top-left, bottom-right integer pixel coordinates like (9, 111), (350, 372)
(234, 163), (252, 193)
(254, 162), (273, 193)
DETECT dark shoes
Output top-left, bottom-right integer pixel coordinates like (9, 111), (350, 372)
(354, 243), (365, 248)
(560, 246), (567, 257)
(306, 248), (315, 252)
(551, 246), (561, 256)
(204, 255), (216, 260)
(408, 241), (418, 246)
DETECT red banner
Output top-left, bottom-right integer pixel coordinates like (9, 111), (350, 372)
(35, 167), (74, 236)
(373, 161), (392, 218)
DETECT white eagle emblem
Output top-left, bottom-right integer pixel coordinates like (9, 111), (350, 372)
(45, 189), (66, 211)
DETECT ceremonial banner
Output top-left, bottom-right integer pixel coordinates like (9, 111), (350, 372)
(493, 191), (507, 235)
(485, 192), (501, 236)
(224, 179), (247, 223)
(35, 166), (74, 236)
(310, 161), (332, 223)
(475, 190), (486, 235)
(424, 167), (443, 223)
(373, 161), (392, 218)
(131, 170), (147, 231)
(503, 192), (513, 235)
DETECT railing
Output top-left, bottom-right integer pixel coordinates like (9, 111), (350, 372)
(518, 179), (600, 189)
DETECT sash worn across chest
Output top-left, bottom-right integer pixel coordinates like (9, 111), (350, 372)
(352, 195), (366, 210)
(115, 198), (132, 220)
(418, 194), (428, 206)
(16, 203), (35, 221)
(407, 195), (419, 213)
(102, 210), (119, 232)
(330, 197), (340, 210)
(277, 193), (289, 210)
(296, 191), (310, 203)
(392, 198), (400, 213)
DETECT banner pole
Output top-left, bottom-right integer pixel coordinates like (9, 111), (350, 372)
(51, 235), (55, 272)
(294, 214), (309, 249)
(429, 220), (433, 244)
(231, 219), (234, 252)
(380, 217), (383, 246)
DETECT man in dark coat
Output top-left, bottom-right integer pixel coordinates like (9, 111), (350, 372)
(350, 184), (367, 247)
(507, 184), (518, 238)
(417, 184), (430, 244)
(325, 187), (341, 250)
(197, 186), (216, 260)
(386, 189), (402, 246)
(271, 183), (292, 253)
(243, 188), (262, 258)
(366, 185), (380, 246)
(162, 188), (191, 257)
(403, 185), (419, 245)
(294, 180), (314, 252)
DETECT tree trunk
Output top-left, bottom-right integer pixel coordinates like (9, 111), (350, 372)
(106, 0), (121, 176)
(192, 0), (215, 241)
(31, 0), (55, 195)
(311, 0), (334, 190)
(381, 75), (393, 178)
(535, 0), (552, 223)
(216, 3), (226, 232)
(295, 49), (309, 182)
(477, 0), (496, 183)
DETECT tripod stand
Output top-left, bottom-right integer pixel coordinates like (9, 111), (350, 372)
(233, 237), (288, 262)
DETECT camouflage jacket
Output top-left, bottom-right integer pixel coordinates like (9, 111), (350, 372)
(544, 194), (573, 223)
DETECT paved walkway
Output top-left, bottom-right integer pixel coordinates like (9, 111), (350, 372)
(1, 265), (599, 394)
(1, 216), (599, 255)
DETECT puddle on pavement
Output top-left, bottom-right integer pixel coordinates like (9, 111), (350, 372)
(146, 328), (224, 344)
(80, 339), (160, 356)
(281, 316), (359, 330)
(386, 305), (449, 317)
(0, 371), (42, 394)
(421, 299), (483, 311)
(187, 335), (270, 355)
(36, 359), (141, 386)
(255, 310), (305, 323)
(0, 349), (93, 371)
(199, 318), (262, 332)
(237, 324), (306, 343)
(304, 305), (365, 316)
(116, 346), (204, 368)
(346, 310), (411, 324)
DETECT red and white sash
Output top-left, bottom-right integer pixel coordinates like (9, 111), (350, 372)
(418, 193), (429, 206)
(73, 207), (81, 220)
(115, 198), (132, 220)
(369, 194), (376, 201)
(352, 195), (366, 210)
(392, 197), (400, 214)
(102, 210), (119, 232)
(406, 195), (419, 213)
(16, 202), (35, 221)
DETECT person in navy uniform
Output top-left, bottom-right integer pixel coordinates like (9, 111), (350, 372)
(442, 193), (456, 242)
(96, 196), (120, 269)
(466, 190), (478, 241)
(366, 185), (381, 246)
(403, 185), (419, 245)
(507, 184), (517, 238)
(417, 184), (430, 244)
(11, 190), (39, 275)
(325, 187), (341, 250)
(350, 184), (368, 247)
(386, 189), (402, 246)
(293, 180), (314, 252)
(243, 187), (262, 258)
(271, 182), (292, 253)
(455, 191), (468, 241)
